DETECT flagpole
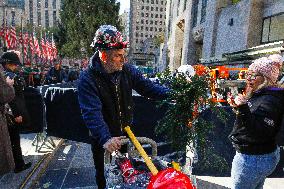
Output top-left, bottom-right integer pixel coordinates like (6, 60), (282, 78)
(21, 13), (24, 64)
(2, 2), (7, 52)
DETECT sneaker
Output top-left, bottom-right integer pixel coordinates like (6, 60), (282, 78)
(14, 162), (32, 173)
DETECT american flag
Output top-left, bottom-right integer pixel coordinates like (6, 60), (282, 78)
(51, 35), (57, 60)
(41, 36), (46, 60)
(19, 32), (23, 44)
(9, 26), (17, 49)
(29, 33), (35, 57)
(33, 33), (41, 57)
(23, 33), (29, 63)
(5, 25), (11, 49)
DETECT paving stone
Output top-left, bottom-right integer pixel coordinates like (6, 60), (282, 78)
(61, 167), (97, 189)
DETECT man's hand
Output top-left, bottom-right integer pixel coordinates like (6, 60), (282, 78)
(14, 116), (23, 123)
(6, 77), (14, 86)
(103, 136), (126, 153)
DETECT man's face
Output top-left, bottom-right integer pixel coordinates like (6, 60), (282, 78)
(5, 63), (18, 72)
(103, 49), (126, 73)
(55, 64), (60, 70)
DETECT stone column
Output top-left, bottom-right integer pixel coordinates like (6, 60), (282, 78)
(202, 0), (229, 59)
(181, 0), (197, 65)
(168, 1), (179, 71)
(246, 0), (264, 48)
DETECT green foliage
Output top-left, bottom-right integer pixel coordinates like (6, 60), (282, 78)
(58, 0), (121, 58)
(156, 68), (226, 153)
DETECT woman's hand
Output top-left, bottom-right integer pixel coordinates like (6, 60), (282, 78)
(227, 93), (247, 107)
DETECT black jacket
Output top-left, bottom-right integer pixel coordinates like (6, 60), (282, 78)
(6, 70), (30, 127)
(229, 87), (284, 155)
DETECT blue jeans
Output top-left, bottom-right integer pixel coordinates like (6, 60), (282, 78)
(231, 147), (280, 189)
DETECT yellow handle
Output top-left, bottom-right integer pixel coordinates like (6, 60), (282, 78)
(124, 126), (159, 175)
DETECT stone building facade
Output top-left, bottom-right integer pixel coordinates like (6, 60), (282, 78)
(25, 0), (61, 28)
(0, 0), (61, 29)
(129, 0), (167, 66)
(0, 0), (26, 27)
(119, 9), (130, 41)
(164, 0), (284, 71)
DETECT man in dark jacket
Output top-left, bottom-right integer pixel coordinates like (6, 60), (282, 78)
(77, 25), (169, 189)
(46, 61), (67, 84)
(1, 51), (32, 173)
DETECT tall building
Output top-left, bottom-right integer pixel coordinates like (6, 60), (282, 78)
(119, 8), (130, 41)
(164, 0), (284, 71)
(25, 0), (61, 28)
(0, 0), (26, 27)
(129, 0), (167, 66)
(0, 0), (62, 29)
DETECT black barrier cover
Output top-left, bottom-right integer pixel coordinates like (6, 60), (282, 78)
(44, 87), (90, 143)
(22, 87), (45, 133)
(42, 84), (284, 177)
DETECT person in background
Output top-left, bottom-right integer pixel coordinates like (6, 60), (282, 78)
(77, 25), (169, 189)
(0, 51), (32, 173)
(0, 62), (15, 175)
(227, 54), (284, 189)
(46, 61), (67, 84)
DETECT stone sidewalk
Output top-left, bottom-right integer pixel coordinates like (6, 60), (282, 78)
(0, 133), (62, 189)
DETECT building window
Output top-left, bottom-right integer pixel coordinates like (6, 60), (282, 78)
(150, 20), (153, 24)
(155, 14), (158, 18)
(150, 27), (153, 31)
(151, 0), (154, 4)
(156, 7), (158, 11)
(141, 33), (143, 37)
(53, 11), (56, 26)
(146, 20), (148, 24)
(159, 28), (162, 32)
(142, 6), (144, 10)
(136, 26), (139, 30)
(45, 10), (49, 27)
(160, 14), (163, 18)
(141, 12), (144, 17)
(37, 0), (41, 9)
(141, 19), (144, 24)
(146, 27), (148, 31)
(155, 21), (157, 25)
(11, 11), (15, 26)
(146, 13), (149, 17)
(29, 0), (33, 24)
(160, 7), (163, 11)
(262, 13), (284, 43)
(38, 12), (41, 26)
(184, 0), (188, 11)
(141, 26), (144, 29)
(136, 32), (139, 37)
(151, 7), (154, 11)
(151, 14), (153, 18)
(191, 0), (199, 28)
(146, 6), (149, 10)
(45, 0), (48, 8)
(52, 0), (56, 9)
(200, 0), (207, 23)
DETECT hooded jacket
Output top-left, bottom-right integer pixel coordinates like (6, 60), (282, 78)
(229, 87), (284, 155)
(77, 52), (169, 146)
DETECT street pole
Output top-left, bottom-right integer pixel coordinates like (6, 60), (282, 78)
(21, 13), (24, 64)
(2, 2), (7, 52)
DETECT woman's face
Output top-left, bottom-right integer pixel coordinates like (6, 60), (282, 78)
(245, 71), (265, 92)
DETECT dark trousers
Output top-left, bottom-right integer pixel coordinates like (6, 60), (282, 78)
(7, 125), (25, 169)
(91, 140), (106, 189)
